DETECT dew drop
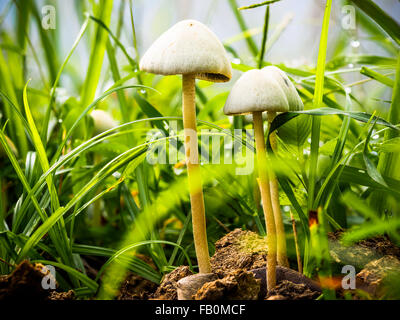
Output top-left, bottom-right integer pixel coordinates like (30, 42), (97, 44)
(351, 40), (360, 48)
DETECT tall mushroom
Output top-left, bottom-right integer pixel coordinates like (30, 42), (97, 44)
(140, 20), (232, 273)
(261, 66), (303, 267)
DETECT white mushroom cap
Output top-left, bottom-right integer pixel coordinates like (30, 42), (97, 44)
(223, 69), (288, 115)
(140, 20), (232, 82)
(262, 66), (303, 111)
(90, 110), (118, 135)
(223, 67), (303, 116)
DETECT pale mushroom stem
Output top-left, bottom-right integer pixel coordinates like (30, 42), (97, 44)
(253, 111), (277, 291)
(182, 73), (211, 274)
(267, 111), (289, 268)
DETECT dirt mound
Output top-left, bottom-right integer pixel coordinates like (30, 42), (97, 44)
(118, 229), (321, 300)
(152, 266), (193, 300)
(0, 261), (58, 300)
(356, 255), (400, 297)
(193, 270), (260, 300)
(118, 273), (158, 300)
(211, 228), (268, 273)
(266, 280), (320, 300)
(329, 231), (400, 268)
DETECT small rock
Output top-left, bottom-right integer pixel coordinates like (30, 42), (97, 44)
(267, 295), (287, 300)
(177, 273), (218, 300)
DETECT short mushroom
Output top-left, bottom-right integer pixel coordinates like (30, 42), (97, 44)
(224, 69), (284, 290)
(224, 67), (304, 289)
(140, 20), (232, 274)
(261, 66), (303, 268)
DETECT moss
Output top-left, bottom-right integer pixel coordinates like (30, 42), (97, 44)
(236, 231), (268, 255)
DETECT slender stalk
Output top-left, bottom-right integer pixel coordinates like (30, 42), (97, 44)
(308, 0), (332, 212)
(258, 5), (269, 69)
(290, 211), (302, 274)
(182, 74), (211, 274)
(81, 0), (113, 109)
(305, 0), (332, 275)
(0, 50), (28, 158)
(253, 111), (276, 291)
(268, 112), (289, 267)
(228, 0), (258, 56)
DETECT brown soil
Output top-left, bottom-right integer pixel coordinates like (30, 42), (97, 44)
(211, 228), (268, 273)
(48, 290), (75, 300)
(329, 231), (400, 268)
(329, 230), (400, 299)
(266, 280), (320, 300)
(356, 255), (400, 297)
(118, 273), (158, 300)
(0, 260), (71, 300)
(151, 266), (193, 300)
(113, 228), (322, 300)
(193, 270), (260, 300)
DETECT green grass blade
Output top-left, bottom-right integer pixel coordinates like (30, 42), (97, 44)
(305, 0), (332, 276)
(0, 49), (28, 157)
(23, 81), (60, 210)
(238, 0), (282, 10)
(349, 0), (400, 46)
(360, 67), (395, 88)
(80, 0), (113, 114)
(228, 0), (258, 57)
(95, 240), (192, 282)
(32, 259), (98, 292)
(41, 17), (90, 143)
(363, 120), (388, 187)
(374, 54), (400, 215)
(258, 5), (270, 69)
(30, 2), (58, 83)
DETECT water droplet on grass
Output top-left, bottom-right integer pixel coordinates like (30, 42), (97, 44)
(351, 40), (360, 48)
